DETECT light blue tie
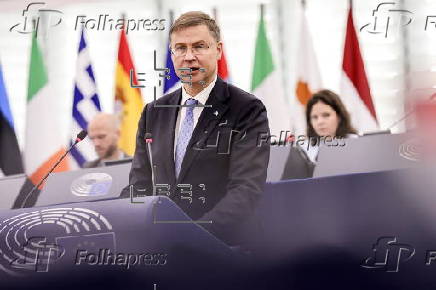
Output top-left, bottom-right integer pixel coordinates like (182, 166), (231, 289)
(175, 98), (198, 178)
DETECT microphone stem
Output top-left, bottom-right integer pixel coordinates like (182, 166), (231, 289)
(146, 142), (157, 196)
(387, 94), (436, 131)
(21, 140), (79, 208)
(387, 109), (414, 131)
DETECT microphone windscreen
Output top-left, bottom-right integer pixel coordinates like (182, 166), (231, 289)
(77, 130), (88, 141)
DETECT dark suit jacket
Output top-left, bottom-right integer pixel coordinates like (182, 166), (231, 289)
(121, 77), (270, 244)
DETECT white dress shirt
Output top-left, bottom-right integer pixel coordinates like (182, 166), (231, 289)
(174, 76), (217, 159)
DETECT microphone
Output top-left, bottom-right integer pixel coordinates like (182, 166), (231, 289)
(144, 133), (157, 196)
(21, 130), (88, 208)
(387, 93), (436, 131)
(75, 130), (88, 144)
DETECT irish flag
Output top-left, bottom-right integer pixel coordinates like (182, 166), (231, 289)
(340, 7), (378, 133)
(293, 7), (323, 136)
(251, 8), (290, 137)
(115, 28), (143, 156)
(25, 32), (69, 187)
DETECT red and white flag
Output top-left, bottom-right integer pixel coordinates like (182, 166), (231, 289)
(340, 7), (378, 134)
(213, 9), (230, 82)
(217, 43), (230, 81)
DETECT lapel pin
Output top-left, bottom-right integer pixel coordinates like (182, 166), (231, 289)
(214, 110), (219, 116)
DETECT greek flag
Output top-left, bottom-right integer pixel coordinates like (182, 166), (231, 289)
(70, 28), (101, 167)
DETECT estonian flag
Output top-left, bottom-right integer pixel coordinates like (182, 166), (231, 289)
(0, 62), (23, 176)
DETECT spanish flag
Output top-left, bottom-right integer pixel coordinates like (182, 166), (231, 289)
(114, 27), (143, 156)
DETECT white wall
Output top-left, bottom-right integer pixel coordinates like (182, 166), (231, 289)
(1, 0), (434, 150)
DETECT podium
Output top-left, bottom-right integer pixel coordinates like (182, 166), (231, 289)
(314, 133), (419, 177)
(35, 162), (131, 207)
(244, 165), (436, 289)
(0, 174), (26, 209)
(0, 196), (232, 288)
(266, 146), (291, 182)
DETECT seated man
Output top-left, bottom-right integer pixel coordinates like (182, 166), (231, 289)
(122, 11), (270, 244)
(84, 113), (130, 168)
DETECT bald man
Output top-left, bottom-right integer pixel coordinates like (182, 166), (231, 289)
(83, 113), (130, 168)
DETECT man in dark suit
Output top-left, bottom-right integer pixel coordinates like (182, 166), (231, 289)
(122, 11), (270, 244)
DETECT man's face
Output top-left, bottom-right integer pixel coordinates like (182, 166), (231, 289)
(170, 24), (222, 87)
(88, 122), (119, 159)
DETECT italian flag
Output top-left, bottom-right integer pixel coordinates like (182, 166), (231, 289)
(340, 6), (378, 134)
(25, 33), (69, 187)
(114, 28), (144, 156)
(251, 10), (290, 137)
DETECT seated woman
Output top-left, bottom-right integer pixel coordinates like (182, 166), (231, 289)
(281, 89), (357, 180)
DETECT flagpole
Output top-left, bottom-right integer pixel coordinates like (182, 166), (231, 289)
(213, 7), (217, 20)
(400, 0), (410, 132)
(167, 9), (174, 69)
(169, 9), (174, 24)
(121, 13), (126, 30)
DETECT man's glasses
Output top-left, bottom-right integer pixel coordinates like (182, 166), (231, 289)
(170, 42), (213, 57)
